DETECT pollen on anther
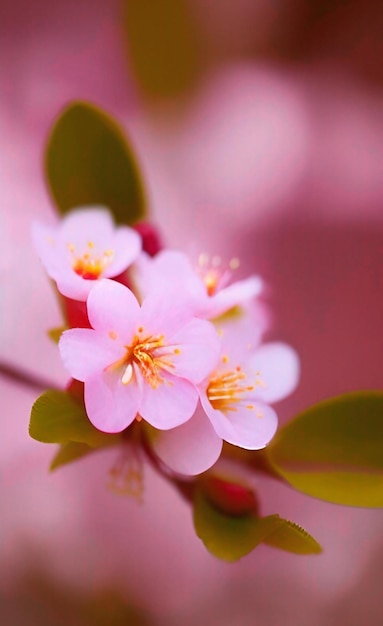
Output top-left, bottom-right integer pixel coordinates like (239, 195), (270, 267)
(222, 355), (229, 363)
(87, 241), (94, 249)
(138, 326), (144, 333)
(121, 363), (133, 385)
(246, 404), (255, 410)
(174, 348), (181, 355)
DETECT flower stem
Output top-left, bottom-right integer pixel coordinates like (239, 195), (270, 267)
(0, 361), (60, 393)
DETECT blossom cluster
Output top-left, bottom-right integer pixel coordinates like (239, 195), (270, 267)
(33, 207), (299, 476)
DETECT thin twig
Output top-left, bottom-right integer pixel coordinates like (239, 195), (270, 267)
(0, 361), (61, 393)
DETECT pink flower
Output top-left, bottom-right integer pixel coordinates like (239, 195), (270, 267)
(199, 342), (300, 449)
(59, 279), (221, 433)
(133, 250), (262, 320)
(149, 342), (299, 475)
(32, 207), (142, 301)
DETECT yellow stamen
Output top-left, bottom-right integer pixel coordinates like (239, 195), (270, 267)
(107, 332), (180, 390)
(67, 241), (115, 280)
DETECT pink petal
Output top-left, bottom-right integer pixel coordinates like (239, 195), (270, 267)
(139, 374), (198, 429)
(59, 328), (124, 381)
(200, 393), (278, 450)
(103, 226), (142, 278)
(151, 407), (223, 475)
(32, 221), (68, 275)
(166, 318), (221, 383)
(87, 279), (140, 337)
(84, 370), (140, 433)
(206, 275), (263, 318)
(134, 250), (205, 316)
(140, 286), (196, 337)
(137, 250), (204, 297)
(56, 271), (99, 301)
(59, 206), (114, 247)
(248, 342), (300, 403)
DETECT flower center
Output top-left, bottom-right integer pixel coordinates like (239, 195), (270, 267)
(207, 366), (266, 416)
(68, 241), (114, 280)
(197, 254), (240, 297)
(120, 332), (176, 389)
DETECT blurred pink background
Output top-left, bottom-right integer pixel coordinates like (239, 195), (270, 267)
(1, 0), (383, 623)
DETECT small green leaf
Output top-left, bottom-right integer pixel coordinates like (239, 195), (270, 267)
(50, 441), (95, 471)
(267, 391), (383, 507)
(263, 518), (322, 555)
(30, 390), (121, 448)
(45, 101), (146, 224)
(123, 0), (201, 99)
(47, 326), (67, 344)
(193, 485), (281, 561)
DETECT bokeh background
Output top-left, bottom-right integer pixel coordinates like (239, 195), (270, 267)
(1, 0), (382, 623)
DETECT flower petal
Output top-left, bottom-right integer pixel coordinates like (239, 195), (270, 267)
(84, 370), (140, 433)
(200, 393), (278, 450)
(139, 374), (198, 429)
(87, 279), (140, 337)
(247, 342), (300, 403)
(32, 221), (68, 275)
(151, 407), (223, 475)
(59, 328), (124, 381)
(59, 207), (114, 247)
(103, 226), (142, 278)
(139, 286), (197, 336)
(167, 318), (221, 383)
(205, 275), (263, 318)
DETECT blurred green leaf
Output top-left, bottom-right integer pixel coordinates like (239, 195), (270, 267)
(124, 0), (201, 99)
(47, 326), (67, 344)
(50, 441), (95, 471)
(263, 518), (322, 554)
(194, 485), (280, 561)
(267, 391), (383, 506)
(30, 390), (122, 448)
(45, 101), (146, 224)
(193, 484), (321, 560)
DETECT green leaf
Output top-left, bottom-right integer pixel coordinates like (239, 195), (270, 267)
(50, 441), (95, 471)
(123, 0), (201, 99)
(193, 485), (281, 561)
(263, 518), (322, 555)
(30, 390), (121, 448)
(45, 101), (146, 224)
(267, 391), (383, 507)
(47, 326), (67, 344)
(193, 483), (322, 560)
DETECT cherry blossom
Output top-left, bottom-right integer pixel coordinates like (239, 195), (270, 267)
(199, 341), (299, 450)
(148, 406), (224, 475)
(59, 279), (221, 433)
(148, 342), (299, 475)
(132, 250), (263, 319)
(32, 207), (142, 301)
